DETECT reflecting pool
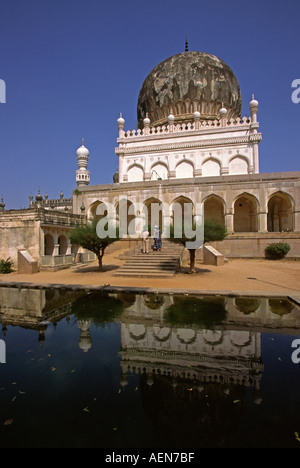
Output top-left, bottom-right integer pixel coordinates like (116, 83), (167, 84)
(0, 286), (300, 448)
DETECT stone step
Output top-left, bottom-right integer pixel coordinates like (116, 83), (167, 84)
(114, 270), (176, 278)
(124, 264), (179, 269)
(115, 244), (183, 278)
(126, 257), (180, 263)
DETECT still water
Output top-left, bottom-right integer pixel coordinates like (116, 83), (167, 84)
(0, 286), (300, 448)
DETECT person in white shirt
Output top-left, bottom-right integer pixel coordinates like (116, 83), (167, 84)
(142, 227), (150, 254)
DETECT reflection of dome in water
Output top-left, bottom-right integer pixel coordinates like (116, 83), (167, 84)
(137, 51), (242, 127)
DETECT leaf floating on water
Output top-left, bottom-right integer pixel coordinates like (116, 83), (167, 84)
(3, 419), (14, 426)
(233, 400), (241, 404)
(51, 367), (56, 372)
(12, 396), (16, 402)
(295, 432), (300, 442)
(70, 369), (76, 374)
(18, 391), (26, 395)
(135, 387), (139, 391)
(113, 427), (118, 431)
(83, 407), (90, 413)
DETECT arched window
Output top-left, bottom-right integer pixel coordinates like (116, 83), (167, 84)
(229, 156), (249, 175)
(151, 163), (169, 180)
(175, 160), (194, 179)
(202, 158), (221, 177)
(127, 164), (144, 182)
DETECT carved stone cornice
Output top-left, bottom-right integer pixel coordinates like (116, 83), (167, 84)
(115, 133), (262, 156)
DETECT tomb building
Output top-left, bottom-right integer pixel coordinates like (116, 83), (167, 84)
(1, 46), (300, 268)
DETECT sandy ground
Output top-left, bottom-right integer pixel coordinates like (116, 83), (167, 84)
(0, 249), (299, 298)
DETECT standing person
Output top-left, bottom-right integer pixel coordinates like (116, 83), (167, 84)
(153, 224), (162, 251)
(157, 228), (162, 252)
(142, 227), (150, 254)
(153, 224), (159, 251)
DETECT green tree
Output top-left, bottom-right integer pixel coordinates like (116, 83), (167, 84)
(168, 218), (227, 274)
(69, 217), (120, 271)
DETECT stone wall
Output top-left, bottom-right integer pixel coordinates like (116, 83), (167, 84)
(0, 208), (86, 268)
(0, 210), (41, 266)
(210, 233), (300, 259)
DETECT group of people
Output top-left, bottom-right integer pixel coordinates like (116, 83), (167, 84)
(142, 224), (162, 254)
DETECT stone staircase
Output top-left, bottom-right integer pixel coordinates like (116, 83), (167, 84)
(115, 240), (184, 278)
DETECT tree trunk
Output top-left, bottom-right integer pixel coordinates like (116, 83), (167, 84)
(97, 254), (103, 272)
(189, 249), (196, 273)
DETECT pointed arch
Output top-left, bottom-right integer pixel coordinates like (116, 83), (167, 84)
(127, 163), (144, 182)
(201, 157), (221, 177)
(267, 191), (294, 232)
(150, 161), (169, 180)
(170, 196), (194, 229)
(115, 198), (136, 237)
(175, 159), (194, 179)
(141, 197), (164, 231)
(58, 234), (68, 255)
(228, 155), (250, 175)
(87, 200), (108, 221)
(203, 194), (226, 225)
(44, 233), (54, 256)
(233, 193), (259, 232)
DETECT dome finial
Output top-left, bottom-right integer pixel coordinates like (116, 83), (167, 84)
(185, 35), (189, 52)
(82, 138), (84, 147)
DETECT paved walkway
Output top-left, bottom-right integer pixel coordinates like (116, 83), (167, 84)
(0, 250), (299, 301)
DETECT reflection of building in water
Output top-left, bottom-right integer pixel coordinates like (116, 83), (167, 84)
(119, 317), (263, 405)
(78, 319), (93, 353)
(1, 288), (300, 371)
(0, 287), (84, 346)
(116, 293), (300, 408)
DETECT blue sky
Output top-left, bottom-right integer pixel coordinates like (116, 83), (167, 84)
(0, 0), (299, 209)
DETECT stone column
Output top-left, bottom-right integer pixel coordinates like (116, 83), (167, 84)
(225, 211), (234, 234)
(258, 212), (268, 233)
(118, 154), (125, 183)
(53, 244), (60, 256)
(294, 210), (300, 232)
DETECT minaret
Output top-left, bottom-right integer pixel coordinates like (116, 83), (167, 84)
(76, 139), (90, 186)
(249, 95), (260, 173)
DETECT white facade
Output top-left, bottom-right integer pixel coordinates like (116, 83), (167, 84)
(116, 99), (261, 183)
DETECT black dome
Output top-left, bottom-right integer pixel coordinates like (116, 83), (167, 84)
(137, 51), (242, 127)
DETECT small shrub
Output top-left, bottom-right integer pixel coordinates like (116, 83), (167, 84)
(0, 257), (14, 273)
(265, 243), (290, 260)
